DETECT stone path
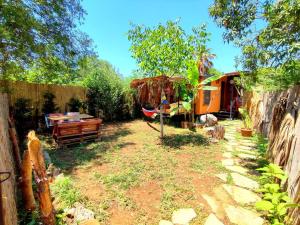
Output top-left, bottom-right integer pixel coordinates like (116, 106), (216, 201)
(159, 120), (265, 225)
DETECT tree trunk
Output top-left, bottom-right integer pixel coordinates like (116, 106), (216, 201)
(21, 150), (36, 211)
(160, 90), (164, 139)
(27, 131), (55, 225)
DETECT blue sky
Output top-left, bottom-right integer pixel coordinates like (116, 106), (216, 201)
(80, 0), (241, 77)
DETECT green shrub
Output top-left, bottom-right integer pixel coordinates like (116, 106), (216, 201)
(67, 97), (82, 112)
(42, 91), (59, 115)
(238, 107), (252, 129)
(255, 164), (298, 225)
(51, 176), (82, 209)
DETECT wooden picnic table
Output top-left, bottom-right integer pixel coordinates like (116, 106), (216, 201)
(48, 113), (94, 121)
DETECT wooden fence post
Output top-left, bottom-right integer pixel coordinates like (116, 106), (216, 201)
(27, 131), (55, 225)
(21, 150), (35, 211)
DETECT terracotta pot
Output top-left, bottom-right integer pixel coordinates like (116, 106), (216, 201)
(181, 121), (189, 129)
(241, 128), (252, 137)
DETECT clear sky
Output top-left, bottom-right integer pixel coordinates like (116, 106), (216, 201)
(80, 0), (241, 77)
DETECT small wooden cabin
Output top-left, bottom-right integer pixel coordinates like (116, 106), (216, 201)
(130, 72), (241, 116)
(195, 72), (241, 115)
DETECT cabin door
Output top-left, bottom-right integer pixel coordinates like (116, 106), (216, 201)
(220, 81), (226, 111)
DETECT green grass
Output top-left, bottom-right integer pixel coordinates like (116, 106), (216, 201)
(44, 120), (226, 224)
(50, 176), (82, 209)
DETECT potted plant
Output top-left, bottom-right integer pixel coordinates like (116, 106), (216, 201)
(238, 107), (252, 137)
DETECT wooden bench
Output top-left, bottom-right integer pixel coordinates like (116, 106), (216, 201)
(53, 118), (102, 147)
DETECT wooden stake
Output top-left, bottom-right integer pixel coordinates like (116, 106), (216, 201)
(21, 150), (35, 211)
(27, 131), (55, 225)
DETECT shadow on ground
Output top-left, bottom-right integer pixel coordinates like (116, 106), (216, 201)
(161, 133), (209, 149)
(47, 127), (132, 172)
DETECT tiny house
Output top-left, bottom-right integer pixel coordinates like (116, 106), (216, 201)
(195, 72), (241, 115)
(130, 72), (241, 117)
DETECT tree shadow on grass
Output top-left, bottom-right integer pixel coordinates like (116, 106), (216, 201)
(47, 127), (132, 172)
(161, 133), (209, 149)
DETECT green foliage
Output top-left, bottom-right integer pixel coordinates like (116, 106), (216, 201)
(80, 57), (135, 120)
(68, 97), (82, 112)
(42, 91), (59, 115)
(0, 0), (94, 80)
(257, 163), (288, 185)
(13, 98), (33, 139)
(238, 107), (252, 129)
(51, 176), (82, 209)
(128, 20), (212, 77)
(256, 164), (298, 224)
(209, 0), (300, 90)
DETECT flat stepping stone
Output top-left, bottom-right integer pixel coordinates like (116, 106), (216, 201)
(238, 153), (257, 160)
(225, 205), (264, 225)
(238, 145), (255, 151)
(215, 173), (228, 182)
(231, 173), (259, 190)
(223, 152), (232, 158)
(225, 145), (234, 152)
(236, 149), (258, 155)
(229, 142), (239, 146)
(213, 186), (235, 205)
(222, 184), (261, 204)
(225, 165), (248, 175)
(204, 214), (224, 225)
(241, 143), (257, 148)
(222, 159), (234, 166)
(171, 208), (196, 225)
(159, 220), (173, 225)
(201, 194), (225, 219)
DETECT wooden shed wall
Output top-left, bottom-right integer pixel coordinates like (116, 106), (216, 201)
(195, 79), (222, 115)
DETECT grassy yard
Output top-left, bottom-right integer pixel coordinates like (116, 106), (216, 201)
(47, 120), (227, 225)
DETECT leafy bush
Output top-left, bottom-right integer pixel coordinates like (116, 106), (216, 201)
(13, 98), (33, 140)
(42, 91), (59, 115)
(50, 176), (82, 209)
(238, 107), (252, 129)
(67, 97), (82, 112)
(80, 57), (137, 120)
(256, 164), (298, 225)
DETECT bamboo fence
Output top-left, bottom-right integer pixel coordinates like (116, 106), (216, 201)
(0, 80), (87, 115)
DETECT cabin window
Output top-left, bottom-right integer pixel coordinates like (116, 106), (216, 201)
(203, 82), (211, 105)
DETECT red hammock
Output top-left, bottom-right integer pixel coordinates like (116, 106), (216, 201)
(142, 107), (158, 118)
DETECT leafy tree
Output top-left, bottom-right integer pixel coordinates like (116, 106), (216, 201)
(209, 0), (300, 89)
(0, 0), (94, 80)
(79, 57), (133, 120)
(128, 20), (219, 136)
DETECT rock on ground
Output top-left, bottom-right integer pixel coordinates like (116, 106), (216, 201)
(65, 203), (95, 224)
(171, 208), (197, 225)
(231, 173), (259, 190)
(159, 220), (173, 225)
(222, 184), (261, 205)
(79, 219), (100, 225)
(225, 205), (264, 225)
(200, 114), (218, 126)
(204, 214), (224, 225)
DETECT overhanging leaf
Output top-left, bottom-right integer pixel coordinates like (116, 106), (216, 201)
(200, 85), (218, 91)
(255, 200), (274, 211)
